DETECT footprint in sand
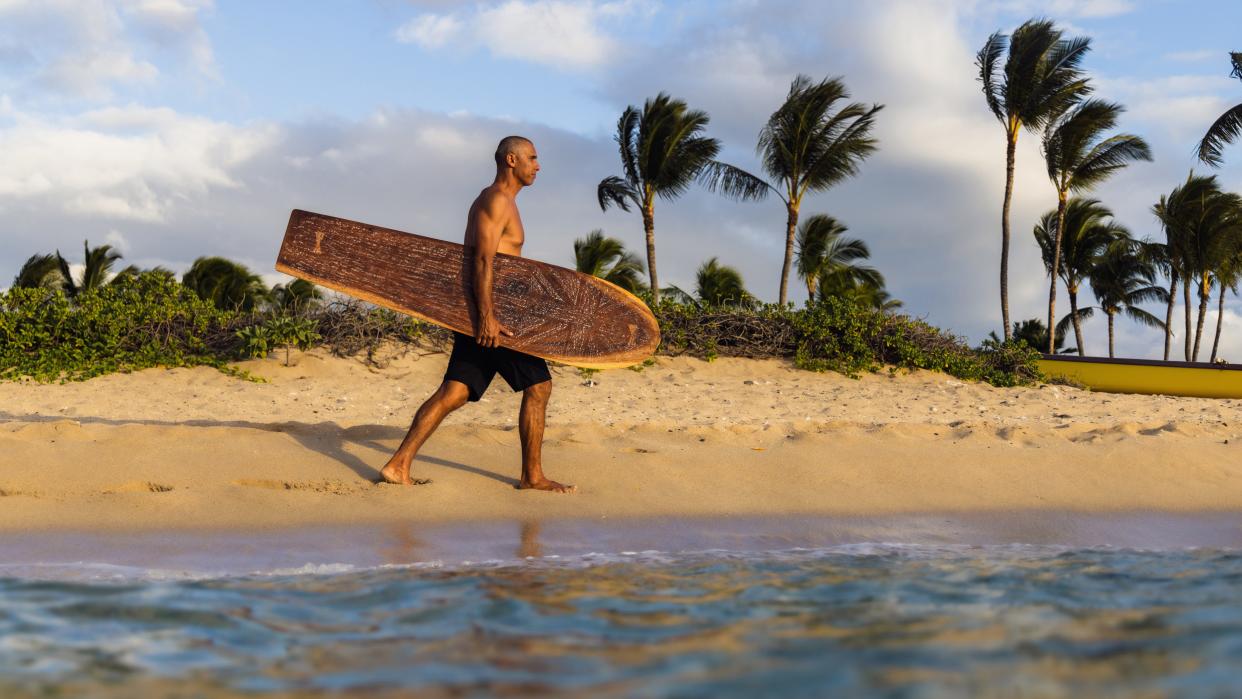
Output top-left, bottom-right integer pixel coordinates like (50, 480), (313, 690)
(104, 481), (174, 494)
(232, 478), (359, 494)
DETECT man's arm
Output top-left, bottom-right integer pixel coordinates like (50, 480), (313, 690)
(472, 193), (514, 348)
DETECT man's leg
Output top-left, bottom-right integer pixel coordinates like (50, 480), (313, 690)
(379, 380), (470, 485)
(517, 380), (574, 492)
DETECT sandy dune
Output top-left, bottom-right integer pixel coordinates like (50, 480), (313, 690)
(2, 348), (1241, 531)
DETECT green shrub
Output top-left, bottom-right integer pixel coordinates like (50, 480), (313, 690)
(0, 275), (1040, 387)
(0, 272), (240, 381)
(264, 314), (321, 366)
(653, 296), (1041, 387)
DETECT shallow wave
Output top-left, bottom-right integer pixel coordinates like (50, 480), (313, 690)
(0, 541), (1235, 583)
(4, 546), (1242, 696)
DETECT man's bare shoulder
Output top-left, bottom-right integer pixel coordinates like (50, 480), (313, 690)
(472, 185), (516, 215)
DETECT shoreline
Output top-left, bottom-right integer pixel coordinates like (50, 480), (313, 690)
(6, 512), (1242, 579)
(3, 351), (1242, 533)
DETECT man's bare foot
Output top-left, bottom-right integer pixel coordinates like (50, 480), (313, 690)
(378, 462), (429, 486)
(517, 478), (576, 493)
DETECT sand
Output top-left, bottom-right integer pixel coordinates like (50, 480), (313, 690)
(2, 347), (1242, 532)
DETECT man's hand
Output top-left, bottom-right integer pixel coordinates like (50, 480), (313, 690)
(476, 313), (514, 348)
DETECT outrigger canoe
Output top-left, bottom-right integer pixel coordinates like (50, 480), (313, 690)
(1038, 354), (1242, 399)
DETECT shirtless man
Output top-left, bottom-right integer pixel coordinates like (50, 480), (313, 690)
(378, 136), (574, 493)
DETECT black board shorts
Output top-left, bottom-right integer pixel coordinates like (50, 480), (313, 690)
(444, 332), (551, 401)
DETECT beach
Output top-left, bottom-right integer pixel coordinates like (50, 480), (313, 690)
(3, 349), (1242, 533)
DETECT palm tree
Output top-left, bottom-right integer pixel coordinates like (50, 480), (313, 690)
(989, 318), (1070, 353)
(711, 75), (882, 306)
(182, 257), (268, 311)
(1197, 52), (1242, 167)
(1040, 99), (1151, 352)
(111, 265), (176, 284)
(1210, 244), (1242, 363)
(1153, 174), (1216, 360)
(12, 253), (68, 291)
(823, 277), (902, 312)
(598, 93), (762, 303)
(1193, 192), (1242, 360)
(270, 278), (323, 312)
(1153, 175), (1242, 360)
(572, 230), (646, 294)
(77, 240), (123, 293)
(977, 18), (1092, 339)
(794, 214), (882, 300)
(38, 240), (123, 297)
(1087, 237), (1168, 358)
(695, 257), (752, 307)
(1033, 198), (1125, 355)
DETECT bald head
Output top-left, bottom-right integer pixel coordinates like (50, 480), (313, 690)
(495, 135), (533, 167)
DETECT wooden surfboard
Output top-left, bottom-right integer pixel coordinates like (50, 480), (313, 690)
(275, 210), (660, 369)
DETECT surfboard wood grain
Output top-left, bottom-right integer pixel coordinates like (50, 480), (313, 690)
(275, 210), (660, 369)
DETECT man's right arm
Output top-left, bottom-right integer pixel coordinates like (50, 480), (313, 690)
(471, 194), (513, 348)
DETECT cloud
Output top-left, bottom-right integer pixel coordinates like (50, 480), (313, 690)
(996, 0), (1134, 19)
(1164, 49), (1221, 63)
(394, 0), (651, 71)
(122, 0), (218, 78)
(0, 103), (275, 222)
(0, 0), (217, 101)
(395, 13), (463, 49)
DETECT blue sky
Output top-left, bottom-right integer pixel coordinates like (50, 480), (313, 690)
(2, 0), (1241, 359)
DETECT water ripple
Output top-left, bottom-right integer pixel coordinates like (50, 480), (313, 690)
(1, 546), (1241, 696)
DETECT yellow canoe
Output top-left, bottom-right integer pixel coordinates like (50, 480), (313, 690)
(1037, 355), (1242, 399)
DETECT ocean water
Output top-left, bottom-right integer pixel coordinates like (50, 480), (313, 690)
(3, 518), (1242, 697)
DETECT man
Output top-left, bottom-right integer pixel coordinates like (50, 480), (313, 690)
(379, 136), (575, 493)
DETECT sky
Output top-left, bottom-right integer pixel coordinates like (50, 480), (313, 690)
(1, 0), (1241, 359)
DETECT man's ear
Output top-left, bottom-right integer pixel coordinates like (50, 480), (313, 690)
(506, 152), (518, 168)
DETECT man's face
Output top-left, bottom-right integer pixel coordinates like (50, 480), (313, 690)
(509, 143), (540, 186)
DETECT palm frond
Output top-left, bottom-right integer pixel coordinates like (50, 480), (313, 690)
(1124, 305), (1166, 329)
(698, 161), (772, 202)
(976, 31), (1008, 121)
(1197, 103), (1242, 168)
(597, 176), (639, 213)
(12, 253), (66, 290)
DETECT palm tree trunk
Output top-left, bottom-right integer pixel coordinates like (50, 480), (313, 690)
(1163, 273), (1177, 361)
(1069, 287), (1085, 356)
(1211, 283), (1227, 363)
(1107, 311), (1116, 358)
(1193, 276), (1211, 362)
(642, 199), (658, 304)
(779, 201), (799, 306)
(1000, 129), (1018, 341)
(1184, 278), (1193, 361)
(805, 275), (817, 302)
(1046, 190), (1068, 353)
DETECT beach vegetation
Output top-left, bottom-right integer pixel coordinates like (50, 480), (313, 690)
(0, 271), (240, 382)
(597, 93), (764, 303)
(989, 318), (1071, 354)
(572, 230), (647, 294)
(182, 256), (268, 312)
(710, 76), (883, 306)
(269, 278), (323, 312)
(694, 257), (755, 308)
(1040, 98), (1151, 352)
(1197, 52), (1242, 167)
(1033, 198), (1126, 355)
(1151, 174), (1242, 361)
(977, 18), (1091, 340)
(11, 253), (66, 291)
(1085, 237), (1168, 358)
(653, 296), (1041, 386)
